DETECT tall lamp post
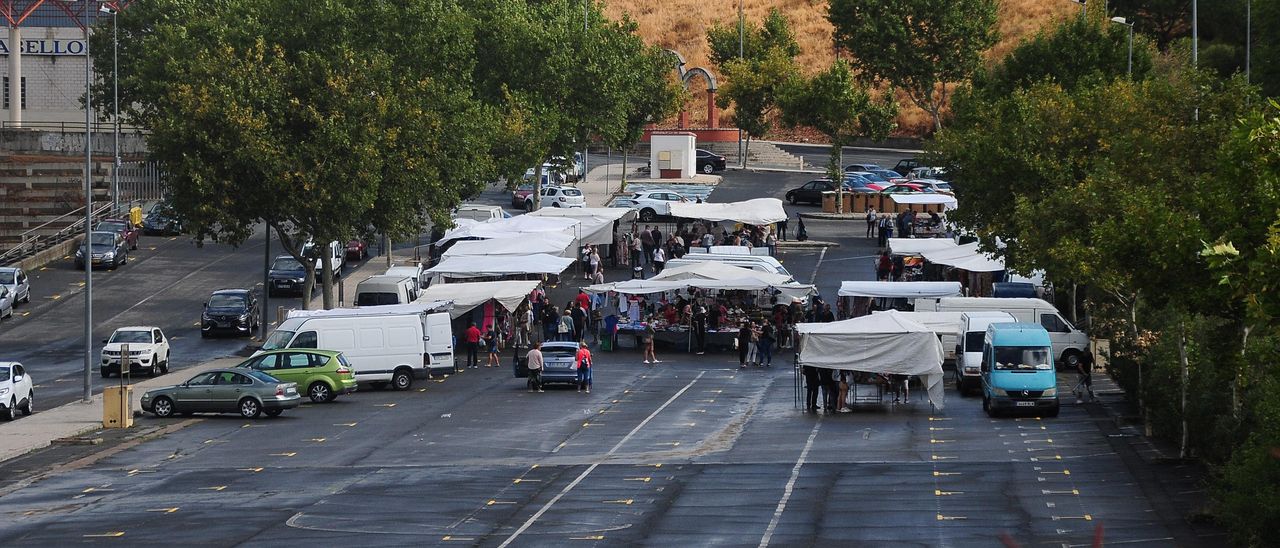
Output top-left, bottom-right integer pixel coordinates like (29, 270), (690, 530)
(1110, 17), (1134, 77)
(736, 0), (744, 169)
(81, 0), (97, 403)
(100, 3), (118, 214)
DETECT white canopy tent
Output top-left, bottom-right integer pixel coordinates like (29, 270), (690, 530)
(585, 261), (815, 296)
(839, 281), (963, 299)
(887, 238), (959, 256)
(442, 232), (576, 259)
(921, 242), (1006, 273)
(795, 310), (946, 410)
(419, 280), (540, 319)
(669, 198), (788, 226)
(889, 193), (958, 209)
(425, 254), (574, 278)
(437, 216), (581, 244)
(527, 207), (637, 246)
(286, 300), (452, 320)
(871, 311), (964, 338)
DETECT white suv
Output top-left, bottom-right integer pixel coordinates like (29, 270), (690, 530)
(631, 191), (689, 221)
(529, 186), (586, 209)
(0, 362), (34, 420)
(101, 326), (171, 378)
(0, 267), (30, 307)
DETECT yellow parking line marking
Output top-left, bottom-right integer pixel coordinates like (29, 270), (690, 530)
(49, 294), (61, 300)
(582, 422), (597, 427)
(928, 416), (951, 421)
(20, 311), (29, 317)
(193, 322), (201, 327)
(691, 409), (707, 413)
(83, 532), (125, 538)
(695, 399), (716, 403)
(241, 423), (265, 428)
(376, 403), (397, 408)
(77, 282), (85, 287)
(929, 427), (953, 431)
(655, 442), (680, 447)
(54, 378), (75, 382)
(148, 246), (156, 250)
(442, 536), (474, 541)
(306, 438), (326, 443)
(604, 499), (634, 505)
(512, 478), (541, 484)
(203, 439), (228, 444)
(936, 514), (967, 521)
(1036, 469), (1071, 475)
(487, 500), (517, 506)
(418, 388), (427, 392)
(929, 439), (952, 444)
(168, 237), (176, 241)
(146, 507), (179, 514)
(1042, 489), (1080, 495)
(334, 422), (357, 427)
(1030, 455), (1063, 462)
(624, 477), (652, 483)
(931, 455), (957, 460)
(237, 467), (264, 473)
(199, 486), (227, 491)
(934, 490), (964, 496)
(933, 471), (961, 477)
(1051, 515), (1092, 521)
(571, 535), (605, 540)
(270, 452), (297, 457)
(82, 487), (114, 493)
(39, 266), (47, 271)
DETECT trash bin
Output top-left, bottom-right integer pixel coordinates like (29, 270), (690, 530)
(103, 385), (133, 429)
(129, 206), (143, 227)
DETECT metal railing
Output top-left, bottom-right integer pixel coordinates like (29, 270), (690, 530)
(1, 120), (147, 133)
(0, 202), (114, 266)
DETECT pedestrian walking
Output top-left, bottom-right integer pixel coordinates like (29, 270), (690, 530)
(776, 218), (788, 241)
(757, 321), (775, 367)
(803, 365), (821, 413)
(652, 246), (666, 275)
(876, 251), (892, 281)
(692, 301), (707, 355)
(484, 327), (500, 367)
(464, 321), (481, 369)
(640, 225), (654, 265)
(588, 246), (601, 278)
(526, 342), (544, 392)
(575, 342), (593, 393)
(558, 309), (575, 342)
(571, 303), (587, 343)
(542, 305), (559, 343)
(795, 215), (808, 242)
(737, 320), (752, 369)
(642, 320), (659, 364)
(819, 367), (838, 413)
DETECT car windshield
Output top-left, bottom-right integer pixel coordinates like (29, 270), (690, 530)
(964, 332), (984, 351)
(208, 294), (246, 308)
(993, 346), (1052, 371)
(90, 233), (115, 246)
(261, 330), (295, 351)
(0, 368), (8, 382)
(109, 330), (151, 344)
(97, 221), (126, 232)
(0, 272), (13, 284)
(272, 258), (303, 271)
(560, 188), (582, 196)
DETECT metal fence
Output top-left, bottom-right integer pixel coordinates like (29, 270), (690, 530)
(116, 160), (165, 204)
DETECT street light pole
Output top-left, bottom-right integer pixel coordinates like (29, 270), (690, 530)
(1191, 0), (1198, 67)
(736, 0), (744, 169)
(1246, 0), (1251, 85)
(105, 5), (118, 215)
(82, 0), (96, 403)
(1110, 17), (1134, 77)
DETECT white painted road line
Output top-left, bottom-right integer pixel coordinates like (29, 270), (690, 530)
(758, 416), (822, 548)
(497, 370), (708, 548)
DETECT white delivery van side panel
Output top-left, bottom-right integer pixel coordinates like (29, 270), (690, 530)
(424, 312), (455, 372)
(937, 297), (1089, 366)
(306, 315), (426, 385)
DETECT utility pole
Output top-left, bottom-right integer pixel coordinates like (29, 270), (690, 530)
(582, 0), (589, 186)
(82, 0), (96, 403)
(261, 224), (270, 339)
(1246, 0), (1251, 85)
(736, 0), (745, 169)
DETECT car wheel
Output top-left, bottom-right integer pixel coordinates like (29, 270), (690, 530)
(640, 208), (656, 222)
(1061, 351), (1081, 370)
(982, 394), (990, 413)
(21, 391), (33, 416)
(3, 399), (15, 421)
(551, 202), (561, 208)
(392, 369), (412, 391)
(1045, 404), (1060, 418)
(525, 200), (533, 212)
(160, 359), (169, 375)
(788, 194), (797, 205)
(152, 396), (175, 418)
(238, 398), (262, 419)
(201, 330), (210, 339)
(265, 409), (283, 417)
(702, 163), (714, 174)
(20, 293), (29, 304)
(308, 382), (333, 403)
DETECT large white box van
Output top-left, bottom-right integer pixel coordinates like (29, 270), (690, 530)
(927, 297), (1089, 368)
(260, 302), (454, 390)
(956, 311), (1016, 395)
(355, 275), (417, 307)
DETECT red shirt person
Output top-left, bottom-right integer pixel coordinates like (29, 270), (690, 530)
(463, 322), (482, 369)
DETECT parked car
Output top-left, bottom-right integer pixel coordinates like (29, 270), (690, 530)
(893, 158), (920, 176)
(0, 362), (35, 420)
(848, 170), (894, 187)
(0, 267), (29, 306)
(0, 286), (13, 320)
(841, 172), (883, 191)
(201, 288), (260, 338)
(345, 239), (368, 262)
(869, 169), (909, 185)
(536, 341), (584, 386)
(302, 240), (344, 281)
(268, 255), (311, 297)
(528, 186), (586, 210)
(786, 179), (869, 205)
(235, 349), (357, 403)
(95, 219), (140, 250)
(522, 164), (569, 187)
(878, 183), (928, 194)
(631, 191), (689, 220)
(909, 178), (954, 194)
(141, 205), (183, 236)
(75, 231), (128, 270)
(843, 163), (883, 172)
(909, 166), (947, 180)
(511, 183), (536, 209)
(101, 326), (170, 377)
(696, 149), (727, 174)
(141, 369), (302, 419)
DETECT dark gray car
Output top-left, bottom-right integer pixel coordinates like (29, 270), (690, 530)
(267, 255), (310, 297)
(140, 369), (302, 419)
(74, 231), (128, 270)
(201, 288), (260, 338)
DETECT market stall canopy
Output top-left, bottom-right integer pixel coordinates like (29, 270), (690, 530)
(526, 207), (637, 246)
(425, 254), (574, 278)
(286, 300), (452, 320)
(889, 193), (958, 209)
(442, 232), (576, 259)
(795, 310), (946, 409)
(887, 238), (959, 256)
(586, 277), (793, 295)
(651, 261), (792, 286)
(669, 198), (788, 225)
(437, 216), (580, 244)
(921, 242), (1005, 273)
(420, 280), (540, 318)
(586, 260), (815, 296)
(871, 311), (964, 337)
(839, 281), (963, 299)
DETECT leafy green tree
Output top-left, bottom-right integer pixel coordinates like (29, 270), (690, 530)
(706, 7), (800, 67)
(715, 49), (798, 167)
(778, 60), (897, 212)
(828, 0), (999, 132)
(1109, 0), (1191, 50)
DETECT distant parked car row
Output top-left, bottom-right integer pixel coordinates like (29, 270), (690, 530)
(0, 267), (30, 321)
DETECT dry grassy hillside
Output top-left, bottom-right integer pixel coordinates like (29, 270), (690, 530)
(602, 0), (1080, 136)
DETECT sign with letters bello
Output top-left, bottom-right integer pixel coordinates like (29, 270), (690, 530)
(0, 38), (88, 56)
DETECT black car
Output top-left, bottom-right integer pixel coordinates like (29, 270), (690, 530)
(696, 149), (727, 174)
(142, 206), (183, 236)
(74, 231), (128, 270)
(893, 158), (919, 176)
(267, 255), (311, 297)
(201, 288), (260, 338)
(785, 179), (860, 205)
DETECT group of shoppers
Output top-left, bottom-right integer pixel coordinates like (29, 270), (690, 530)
(523, 341), (593, 394)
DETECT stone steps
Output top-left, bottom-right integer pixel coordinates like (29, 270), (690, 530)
(699, 141), (807, 169)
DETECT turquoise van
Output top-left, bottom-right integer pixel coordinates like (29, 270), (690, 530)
(981, 323), (1059, 417)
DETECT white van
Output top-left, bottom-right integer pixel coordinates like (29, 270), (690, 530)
(929, 297), (1089, 368)
(667, 251), (792, 279)
(956, 311), (1016, 395)
(261, 302), (454, 389)
(453, 204), (510, 222)
(355, 275), (417, 307)
(385, 264), (428, 293)
(303, 240), (345, 280)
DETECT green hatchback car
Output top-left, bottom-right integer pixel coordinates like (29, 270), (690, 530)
(237, 349), (357, 403)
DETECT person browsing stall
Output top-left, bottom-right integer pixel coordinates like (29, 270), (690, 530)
(575, 342), (593, 393)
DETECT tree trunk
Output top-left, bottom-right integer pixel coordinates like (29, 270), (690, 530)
(830, 144), (844, 214)
(743, 134), (752, 170)
(1178, 320), (1189, 459)
(621, 149), (628, 194)
(301, 268), (316, 311)
(1235, 324), (1250, 419)
(533, 163), (544, 210)
(320, 250), (335, 310)
(1070, 284), (1078, 324)
(1127, 294), (1149, 436)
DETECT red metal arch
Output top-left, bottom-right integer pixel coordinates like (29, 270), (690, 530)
(2, 0), (129, 30)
